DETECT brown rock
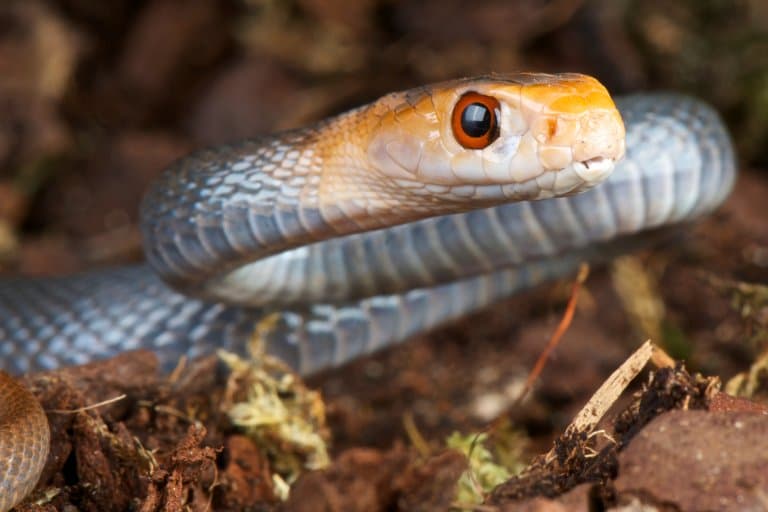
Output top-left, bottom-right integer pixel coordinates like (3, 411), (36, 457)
(709, 391), (768, 414)
(615, 410), (768, 511)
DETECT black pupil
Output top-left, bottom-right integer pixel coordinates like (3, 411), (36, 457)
(461, 103), (492, 137)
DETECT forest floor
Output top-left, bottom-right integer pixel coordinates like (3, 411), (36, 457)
(15, 171), (768, 511)
(3, 1), (768, 510)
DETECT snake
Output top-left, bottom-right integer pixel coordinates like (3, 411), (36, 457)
(0, 73), (735, 510)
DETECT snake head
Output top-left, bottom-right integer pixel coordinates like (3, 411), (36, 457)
(361, 73), (625, 207)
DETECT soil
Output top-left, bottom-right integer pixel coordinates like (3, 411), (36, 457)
(2, 1), (768, 511)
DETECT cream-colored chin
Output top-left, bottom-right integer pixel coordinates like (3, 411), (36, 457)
(426, 155), (618, 204)
(571, 156), (616, 186)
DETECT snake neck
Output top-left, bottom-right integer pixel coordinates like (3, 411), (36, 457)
(138, 105), (392, 293)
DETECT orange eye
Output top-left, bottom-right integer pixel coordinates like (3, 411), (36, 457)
(451, 92), (501, 149)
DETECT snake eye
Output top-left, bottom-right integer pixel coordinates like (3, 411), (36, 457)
(451, 92), (501, 149)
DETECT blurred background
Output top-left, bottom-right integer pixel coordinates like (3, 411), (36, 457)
(0, 0), (766, 275)
(2, 0), (768, 490)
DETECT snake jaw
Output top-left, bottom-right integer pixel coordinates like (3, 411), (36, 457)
(572, 156), (619, 185)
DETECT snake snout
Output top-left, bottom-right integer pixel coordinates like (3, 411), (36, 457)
(572, 111), (626, 165)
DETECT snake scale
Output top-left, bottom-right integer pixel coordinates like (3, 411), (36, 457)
(0, 74), (735, 510)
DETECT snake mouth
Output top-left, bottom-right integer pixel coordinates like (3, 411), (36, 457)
(571, 155), (616, 186)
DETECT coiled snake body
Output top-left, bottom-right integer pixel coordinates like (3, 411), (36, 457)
(0, 74), (735, 510)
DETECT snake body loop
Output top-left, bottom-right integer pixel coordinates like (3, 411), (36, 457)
(0, 372), (50, 512)
(0, 75), (736, 509)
